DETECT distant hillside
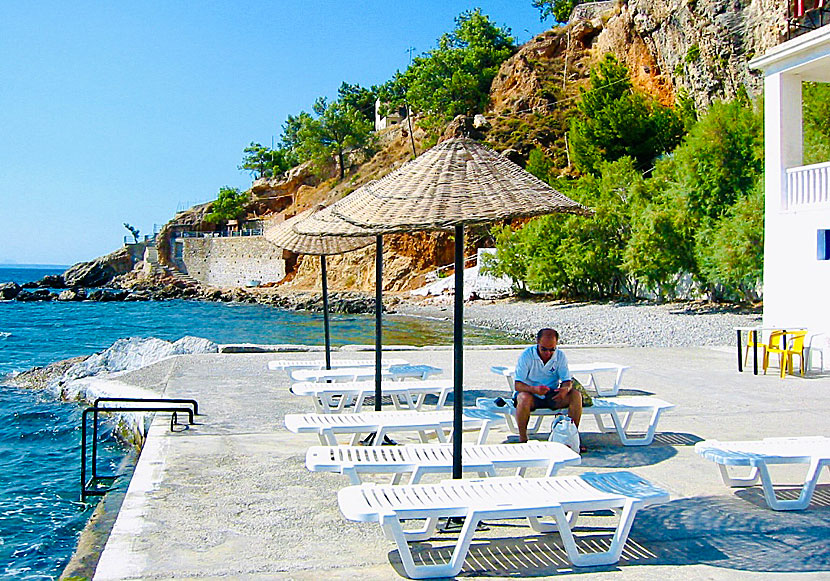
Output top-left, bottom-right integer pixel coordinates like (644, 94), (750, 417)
(165, 0), (783, 294)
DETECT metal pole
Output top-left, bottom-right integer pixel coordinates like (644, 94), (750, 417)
(453, 224), (464, 479)
(375, 236), (383, 411)
(321, 255), (331, 370)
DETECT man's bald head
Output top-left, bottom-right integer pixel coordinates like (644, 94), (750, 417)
(536, 328), (559, 342)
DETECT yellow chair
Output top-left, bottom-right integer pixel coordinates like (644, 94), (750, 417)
(743, 329), (766, 367)
(764, 330), (808, 378)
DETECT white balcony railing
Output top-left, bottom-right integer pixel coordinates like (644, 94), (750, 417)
(786, 161), (830, 210)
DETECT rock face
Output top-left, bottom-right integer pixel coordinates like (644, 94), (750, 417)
(64, 247), (134, 288)
(594, 0), (784, 109)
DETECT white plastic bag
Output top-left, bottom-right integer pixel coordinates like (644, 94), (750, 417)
(549, 414), (580, 454)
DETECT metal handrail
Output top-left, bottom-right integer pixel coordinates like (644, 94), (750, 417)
(80, 397), (200, 500)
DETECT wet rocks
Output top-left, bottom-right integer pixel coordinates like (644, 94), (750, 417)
(0, 282), (21, 300)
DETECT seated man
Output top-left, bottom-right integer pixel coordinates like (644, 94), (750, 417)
(513, 328), (582, 444)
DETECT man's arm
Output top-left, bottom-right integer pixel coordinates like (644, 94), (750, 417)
(514, 379), (550, 396)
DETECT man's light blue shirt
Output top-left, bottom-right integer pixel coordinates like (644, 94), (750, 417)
(513, 345), (571, 399)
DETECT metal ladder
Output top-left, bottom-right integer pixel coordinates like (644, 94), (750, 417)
(80, 397), (200, 501)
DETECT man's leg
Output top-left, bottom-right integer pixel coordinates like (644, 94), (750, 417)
(515, 392), (536, 443)
(567, 389), (582, 428)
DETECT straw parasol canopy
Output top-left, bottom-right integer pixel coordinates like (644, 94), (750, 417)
(325, 137), (591, 233)
(263, 204), (373, 256)
(263, 204), (376, 370)
(298, 136), (592, 478)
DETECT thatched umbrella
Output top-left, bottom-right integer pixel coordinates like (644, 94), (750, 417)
(264, 205), (373, 369)
(295, 136), (592, 477)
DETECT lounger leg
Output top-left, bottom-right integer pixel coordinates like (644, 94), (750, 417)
(554, 500), (641, 567)
(527, 510), (578, 533)
(593, 413), (616, 434)
(717, 464), (760, 487)
(382, 512), (480, 579)
(757, 459), (825, 511)
(613, 409), (664, 446)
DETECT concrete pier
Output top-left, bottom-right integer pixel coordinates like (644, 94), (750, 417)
(88, 346), (830, 580)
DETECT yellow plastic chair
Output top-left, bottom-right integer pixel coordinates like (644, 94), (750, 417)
(764, 330), (808, 378)
(743, 329), (767, 367)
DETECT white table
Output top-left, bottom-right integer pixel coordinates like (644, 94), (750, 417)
(290, 379), (452, 413)
(490, 362), (630, 396)
(291, 364), (442, 383)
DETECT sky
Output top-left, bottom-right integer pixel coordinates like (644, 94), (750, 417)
(0, 1), (554, 267)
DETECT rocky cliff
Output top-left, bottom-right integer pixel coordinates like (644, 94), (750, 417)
(154, 0), (785, 295)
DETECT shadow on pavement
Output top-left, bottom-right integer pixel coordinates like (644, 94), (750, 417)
(384, 494), (830, 577)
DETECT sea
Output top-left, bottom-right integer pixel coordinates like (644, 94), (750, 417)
(0, 265), (520, 580)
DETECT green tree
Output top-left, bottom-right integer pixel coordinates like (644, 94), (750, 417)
(123, 223), (140, 243)
(525, 147), (555, 183)
(569, 55), (685, 175)
(239, 142), (294, 179)
(281, 98), (376, 180)
(694, 184), (764, 301)
(397, 9), (515, 130)
(205, 187), (249, 224)
(804, 81), (830, 165)
(532, 0), (580, 23)
(337, 82), (378, 124)
(670, 97), (763, 221)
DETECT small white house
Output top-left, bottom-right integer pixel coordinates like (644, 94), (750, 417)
(750, 22), (830, 368)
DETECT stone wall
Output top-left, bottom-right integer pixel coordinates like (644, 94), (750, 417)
(181, 236), (285, 288)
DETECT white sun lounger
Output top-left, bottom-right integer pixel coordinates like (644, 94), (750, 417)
(290, 379), (452, 413)
(491, 362), (631, 396)
(477, 396), (675, 446)
(695, 437), (830, 510)
(338, 470), (670, 577)
(268, 357), (409, 372)
(284, 408), (504, 446)
(307, 441), (582, 484)
(290, 364), (442, 383)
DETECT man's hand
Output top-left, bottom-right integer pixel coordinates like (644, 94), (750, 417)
(553, 381), (572, 406)
(533, 384), (551, 396)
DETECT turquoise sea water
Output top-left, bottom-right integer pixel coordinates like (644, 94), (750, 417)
(0, 266), (519, 579)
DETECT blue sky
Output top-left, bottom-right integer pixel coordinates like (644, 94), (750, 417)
(0, 2), (553, 266)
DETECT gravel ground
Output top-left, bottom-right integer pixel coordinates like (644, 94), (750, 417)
(393, 296), (762, 347)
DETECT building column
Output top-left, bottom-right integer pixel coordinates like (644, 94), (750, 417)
(762, 72), (803, 328)
(765, 72), (803, 211)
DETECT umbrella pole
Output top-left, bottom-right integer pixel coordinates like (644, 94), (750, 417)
(375, 235), (383, 411)
(453, 225), (464, 479)
(321, 255), (331, 370)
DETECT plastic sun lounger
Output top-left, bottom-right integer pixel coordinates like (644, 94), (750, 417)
(267, 357), (409, 372)
(695, 436), (830, 510)
(476, 396), (675, 446)
(284, 408), (504, 446)
(307, 441), (582, 484)
(290, 364), (442, 383)
(338, 470), (670, 578)
(490, 362), (631, 396)
(290, 379), (453, 413)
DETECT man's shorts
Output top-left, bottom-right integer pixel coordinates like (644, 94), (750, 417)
(512, 388), (565, 411)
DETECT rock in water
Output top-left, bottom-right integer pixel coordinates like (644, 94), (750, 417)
(37, 274), (66, 289)
(61, 336), (220, 383)
(64, 247), (134, 287)
(0, 282), (21, 300)
(173, 336), (220, 354)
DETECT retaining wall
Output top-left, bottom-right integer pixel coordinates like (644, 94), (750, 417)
(181, 236), (285, 288)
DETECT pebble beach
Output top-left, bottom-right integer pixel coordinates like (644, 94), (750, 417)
(394, 297), (762, 347)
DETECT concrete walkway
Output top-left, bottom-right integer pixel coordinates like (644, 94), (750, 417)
(90, 346), (830, 580)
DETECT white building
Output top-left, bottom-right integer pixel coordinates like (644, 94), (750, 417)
(749, 22), (830, 368)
